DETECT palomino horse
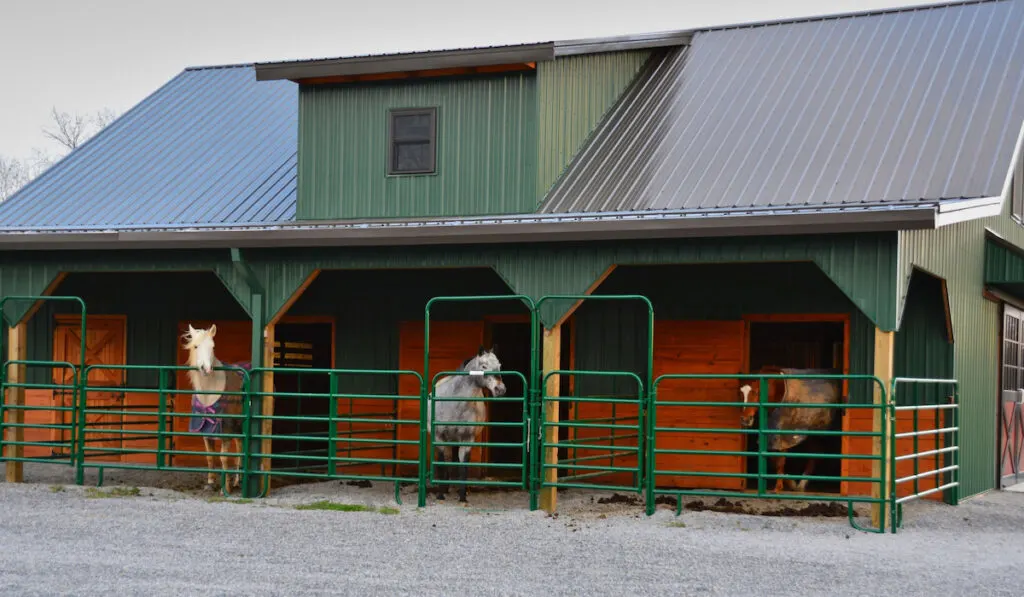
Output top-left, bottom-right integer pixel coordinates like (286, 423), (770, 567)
(182, 324), (250, 493)
(738, 367), (844, 492)
(430, 345), (506, 503)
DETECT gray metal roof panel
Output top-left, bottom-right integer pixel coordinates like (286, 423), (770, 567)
(540, 0), (1024, 214)
(0, 65), (297, 229)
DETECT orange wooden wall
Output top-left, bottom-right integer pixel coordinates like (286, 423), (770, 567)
(397, 321), (485, 475)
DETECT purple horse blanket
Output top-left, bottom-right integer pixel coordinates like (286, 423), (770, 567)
(188, 361), (252, 435)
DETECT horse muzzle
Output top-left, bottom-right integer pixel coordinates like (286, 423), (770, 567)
(492, 382), (507, 397)
(740, 415), (754, 428)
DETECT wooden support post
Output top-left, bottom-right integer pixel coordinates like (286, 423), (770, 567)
(540, 325), (561, 513)
(261, 324), (275, 493)
(872, 328), (895, 528)
(5, 323), (27, 482)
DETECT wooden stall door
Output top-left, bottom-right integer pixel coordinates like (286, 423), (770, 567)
(173, 321), (252, 468)
(397, 321), (485, 475)
(53, 316), (127, 463)
(652, 320), (746, 491)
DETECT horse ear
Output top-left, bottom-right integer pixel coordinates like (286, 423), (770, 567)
(209, 324), (217, 338)
(478, 345), (486, 356)
(490, 344), (498, 356)
(187, 324), (196, 334)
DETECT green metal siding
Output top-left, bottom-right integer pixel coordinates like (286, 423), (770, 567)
(536, 50), (652, 197)
(894, 270), (954, 407)
(572, 263), (875, 400)
(897, 186), (1024, 498)
(0, 249), (254, 324)
(248, 232), (898, 332)
(26, 272), (247, 386)
(297, 74), (538, 220)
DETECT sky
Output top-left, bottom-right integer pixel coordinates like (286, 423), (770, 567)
(0, 0), (941, 160)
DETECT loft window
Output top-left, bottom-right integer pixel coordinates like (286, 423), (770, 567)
(388, 108), (437, 175)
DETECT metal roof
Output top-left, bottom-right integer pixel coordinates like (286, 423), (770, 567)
(0, 64), (297, 230)
(254, 32), (694, 82)
(540, 0), (1024, 214)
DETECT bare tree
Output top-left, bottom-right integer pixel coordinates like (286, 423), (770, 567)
(1, 106), (119, 201)
(42, 107), (90, 152)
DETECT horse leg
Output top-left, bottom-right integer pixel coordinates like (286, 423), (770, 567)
(434, 446), (449, 500)
(203, 437), (216, 491)
(773, 455), (786, 492)
(219, 438), (232, 493)
(231, 438), (241, 491)
(457, 445), (471, 503)
(795, 457), (816, 492)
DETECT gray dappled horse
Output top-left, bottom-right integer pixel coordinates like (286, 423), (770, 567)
(430, 345), (506, 503)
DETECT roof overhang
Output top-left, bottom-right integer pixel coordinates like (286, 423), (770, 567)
(254, 31), (692, 83)
(0, 206), (934, 252)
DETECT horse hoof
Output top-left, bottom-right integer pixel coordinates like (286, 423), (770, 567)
(436, 493), (446, 501)
(203, 484), (216, 493)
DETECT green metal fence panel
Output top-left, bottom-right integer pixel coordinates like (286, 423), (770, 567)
(889, 377), (960, 533)
(0, 361), (79, 466)
(541, 370), (645, 494)
(428, 370), (531, 497)
(248, 366), (424, 504)
(0, 296), (86, 475)
(647, 373), (891, 534)
(75, 364), (252, 497)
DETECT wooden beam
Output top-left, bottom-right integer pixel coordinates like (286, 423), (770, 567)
(16, 272), (68, 326)
(261, 324), (276, 494)
(267, 269), (321, 327)
(5, 323), (27, 482)
(552, 265), (617, 329)
(540, 325), (562, 513)
(872, 328), (895, 529)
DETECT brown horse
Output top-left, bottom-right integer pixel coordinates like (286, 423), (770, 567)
(183, 324), (249, 493)
(738, 367), (843, 492)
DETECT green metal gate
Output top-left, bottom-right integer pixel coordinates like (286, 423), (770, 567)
(0, 296), (86, 471)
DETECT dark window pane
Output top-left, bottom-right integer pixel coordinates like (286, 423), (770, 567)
(393, 113), (432, 141)
(394, 141), (432, 172)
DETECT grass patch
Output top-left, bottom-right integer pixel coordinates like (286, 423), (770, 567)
(207, 497), (253, 505)
(666, 521), (687, 528)
(295, 501), (375, 512)
(49, 485), (65, 493)
(85, 486), (141, 499)
(294, 501), (400, 515)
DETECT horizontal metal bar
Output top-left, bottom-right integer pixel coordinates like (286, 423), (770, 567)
(545, 421), (638, 430)
(252, 453), (416, 466)
(543, 463), (638, 473)
(0, 440), (74, 449)
(547, 442), (638, 452)
(541, 481), (640, 492)
(432, 441), (525, 449)
(249, 470), (419, 482)
(655, 400), (876, 409)
(653, 488), (888, 505)
(893, 404), (958, 412)
(894, 482), (958, 504)
(559, 452), (637, 465)
(79, 463), (243, 474)
(544, 396), (642, 404)
(431, 421), (523, 428)
(434, 461), (523, 470)
(894, 426), (958, 439)
(556, 433), (640, 446)
(2, 404), (75, 412)
(893, 446), (959, 461)
(895, 465), (958, 484)
(1, 423), (74, 430)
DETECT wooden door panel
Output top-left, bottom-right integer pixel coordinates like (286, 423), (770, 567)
(651, 320), (746, 491)
(53, 317), (126, 463)
(397, 321), (484, 474)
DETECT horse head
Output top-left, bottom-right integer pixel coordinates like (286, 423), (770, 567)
(738, 380), (759, 428)
(465, 344), (506, 397)
(183, 323), (217, 375)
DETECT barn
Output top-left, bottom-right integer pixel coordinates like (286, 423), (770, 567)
(1, 0), (1023, 530)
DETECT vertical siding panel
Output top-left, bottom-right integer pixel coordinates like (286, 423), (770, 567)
(536, 50), (652, 197)
(297, 74), (538, 220)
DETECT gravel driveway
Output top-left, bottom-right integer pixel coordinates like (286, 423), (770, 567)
(0, 475), (1020, 597)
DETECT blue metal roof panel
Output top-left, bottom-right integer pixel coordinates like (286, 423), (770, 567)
(0, 65), (297, 230)
(540, 0), (1024, 214)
